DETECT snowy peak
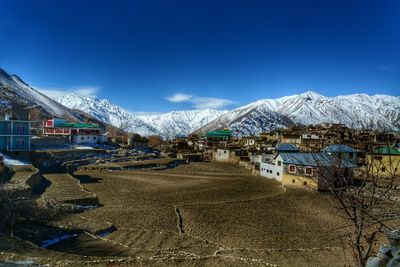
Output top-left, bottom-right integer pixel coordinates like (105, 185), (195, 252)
(197, 92), (400, 136)
(58, 93), (226, 139)
(58, 93), (160, 137)
(138, 109), (228, 140)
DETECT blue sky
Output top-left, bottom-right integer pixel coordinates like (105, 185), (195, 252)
(0, 0), (399, 112)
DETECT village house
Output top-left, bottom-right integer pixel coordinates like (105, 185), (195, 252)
(43, 118), (105, 144)
(213, 148), (247, 163)
(322, 144), (359, 164)
(248, 151), (274, 164)
(214, 148), (232, 162)
(206, 129), (232, 146)
(275, 143), (300, 153)
(368, 146), (400, 177)
(0, 115), (31, 153)
(300, 132), (323, 151)
(280, 129), (302, 145)
(240, 137), (257, 147)
(177, 152), (203, 162)
(259, 131), (280, 144)
(261, 153), (356, 190)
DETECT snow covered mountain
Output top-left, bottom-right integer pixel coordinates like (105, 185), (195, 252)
(58, 94), (226, 139)
(2, 67), (398, 139)
(196, 91), (400, 136)
(57, 93), (160, 136)
(138, 110), (227, 140)
(0, 68), (81, 121)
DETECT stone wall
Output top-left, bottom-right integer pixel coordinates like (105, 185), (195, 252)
(4, 165), (43, 198)
(31, 136), (69, 150)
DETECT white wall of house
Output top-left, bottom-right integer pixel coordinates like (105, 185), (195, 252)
(71, 135), (102, 144)
(301, 133), (320, 141)
(214, 149), (230, 162)
(260, 162), (283, 181)
(244, 139), (256, 146)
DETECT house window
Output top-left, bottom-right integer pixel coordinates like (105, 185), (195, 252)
(278, 161), (282, 166)
(16, 125), (25, 133)
(374, 156), (382, 160)
(303, 181), (307, 186)
(288, 165), (296, 174)
(16, 138), (25, 147)
(224, 151), (227, 154)
(305, 167), (313, 176)
(81, 137), (84, 140)
(277, 172), (280, 176)
(381, 167), (386, 172)
(292, 179), (295, 184)
(93, 136), (96, 140)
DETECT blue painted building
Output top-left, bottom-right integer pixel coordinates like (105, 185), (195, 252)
(0, 119), (31, 152)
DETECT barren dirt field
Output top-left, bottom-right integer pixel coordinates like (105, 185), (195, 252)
(0, 162), (354, 266)
(38, 162), (351, 266)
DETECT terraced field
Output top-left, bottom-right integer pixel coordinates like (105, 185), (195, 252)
(41, 173), (98, 205)
(59, 162), (351, 266)
(0, 162), (352, 266)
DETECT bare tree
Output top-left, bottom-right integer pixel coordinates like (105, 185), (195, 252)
(118, 117), (132, 145)
(312, 147), (400, 266)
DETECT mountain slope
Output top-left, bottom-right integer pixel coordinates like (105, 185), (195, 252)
(138, 110), (227, 140)
(3, 67), (397, 138)
(0, 68), (81, 120)
(196, 91), (400, 136)
(58, 93), (160, 136)
(58, 94), (228, 139)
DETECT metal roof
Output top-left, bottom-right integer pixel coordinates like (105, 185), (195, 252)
(55, 123), (100, 129)
(279, 152), (356, 168)
(206, 129), (232, 138)
(373, 146), (400, 155)
(276, 143), (300, 152)
(322, 144), (358, 153)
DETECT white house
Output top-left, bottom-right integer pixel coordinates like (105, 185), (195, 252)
(260, 154), (284, 181)
(214, 149), (231, 162)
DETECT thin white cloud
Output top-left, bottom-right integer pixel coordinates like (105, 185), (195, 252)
(166, 93), (234, 109)
(191, 97), (233, 109)
(166, 93), (193, 103)
(35, 86), (100, 99)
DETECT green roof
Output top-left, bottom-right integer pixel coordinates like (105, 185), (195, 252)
(206, 129), (232, 138)
(373, 146), (400, 155)
(55, 123), (100, 129)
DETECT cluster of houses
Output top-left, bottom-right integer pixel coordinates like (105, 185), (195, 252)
(0, 109), (108, 155)
(1, 108), (399, 190)
(162, 126), (400, 190)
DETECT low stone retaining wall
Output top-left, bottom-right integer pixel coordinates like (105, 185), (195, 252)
(4, 165), (43, 198)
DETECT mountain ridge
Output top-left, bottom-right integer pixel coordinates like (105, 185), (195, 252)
(1, 67), (399, 139)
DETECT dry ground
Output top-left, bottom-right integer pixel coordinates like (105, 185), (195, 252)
(59, 162), (351, 266)
(1, 162), (354, 266)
